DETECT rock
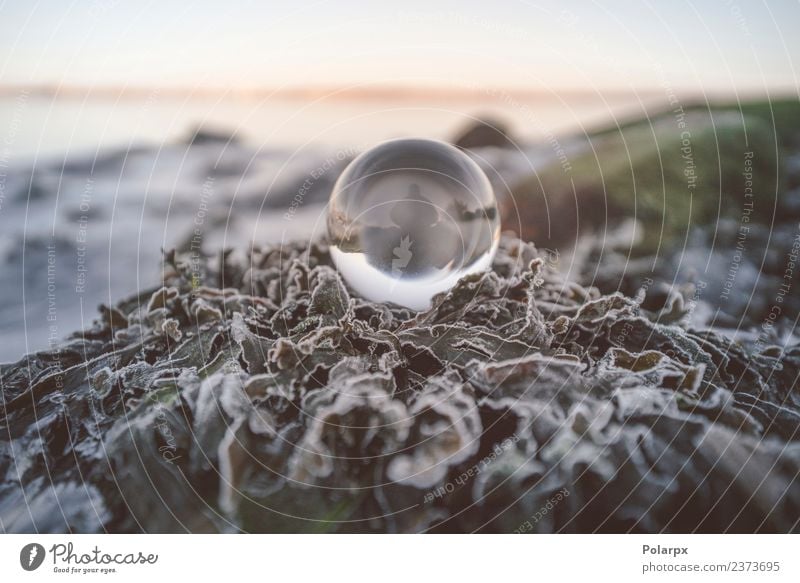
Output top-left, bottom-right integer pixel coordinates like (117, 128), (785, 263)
(185, 125), (240, 146)
(452, 116), (516, 150)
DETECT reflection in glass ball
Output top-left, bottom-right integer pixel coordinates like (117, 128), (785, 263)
(327, 138), (500, 310)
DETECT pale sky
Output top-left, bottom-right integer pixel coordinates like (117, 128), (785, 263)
(0, 0), (798, 94)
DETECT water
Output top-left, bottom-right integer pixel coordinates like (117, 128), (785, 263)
(0, 91), (668, 161)
(0, 90), (668, 360)
(328, 138), (499, 310)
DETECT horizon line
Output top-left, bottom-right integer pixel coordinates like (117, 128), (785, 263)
(0, 83), (790, 103)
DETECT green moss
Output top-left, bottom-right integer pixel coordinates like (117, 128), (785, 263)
(511, 101), (787, 254)
(724, 99), (800, 148)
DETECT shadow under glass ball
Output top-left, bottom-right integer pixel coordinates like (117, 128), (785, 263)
(327, 138), (500, 310)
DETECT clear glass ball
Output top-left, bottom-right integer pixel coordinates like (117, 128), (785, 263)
(327, 138), (500, 310)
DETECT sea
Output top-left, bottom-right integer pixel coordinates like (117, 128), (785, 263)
(0, 90), (667, 362)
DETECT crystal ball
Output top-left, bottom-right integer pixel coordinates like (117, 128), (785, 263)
(327, 138), (500, 310)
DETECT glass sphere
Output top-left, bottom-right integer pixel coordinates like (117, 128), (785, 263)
(327, 138), (500, 310)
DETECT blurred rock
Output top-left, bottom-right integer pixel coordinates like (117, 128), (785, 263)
(185, 125), (240, 146)
(452, 116), (516, 150)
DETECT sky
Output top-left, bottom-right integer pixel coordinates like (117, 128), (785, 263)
(0, 0), (798, 95)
